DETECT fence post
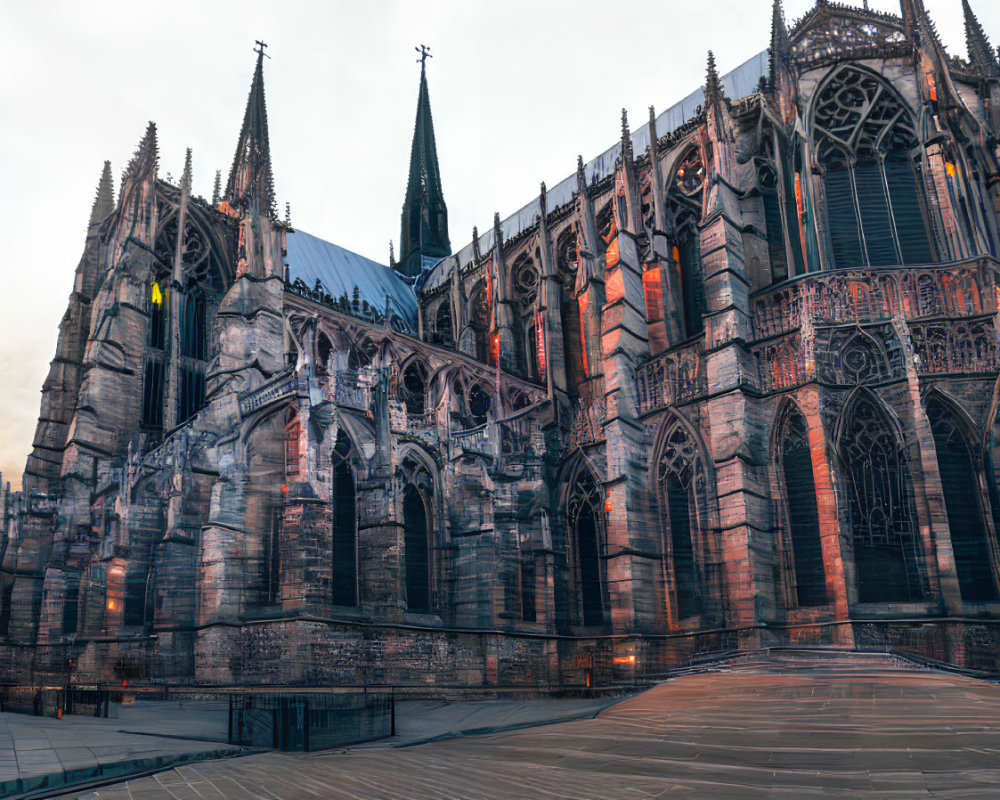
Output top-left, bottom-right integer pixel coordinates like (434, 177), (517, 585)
(228, 695), (233, 743)
(390, 687), (395, 737)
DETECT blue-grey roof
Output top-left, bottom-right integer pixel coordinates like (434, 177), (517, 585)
(285, 229), (418, 330)
(419, 50), (769, 292)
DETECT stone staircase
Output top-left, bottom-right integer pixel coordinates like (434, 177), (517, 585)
(661, 647), (972, 679)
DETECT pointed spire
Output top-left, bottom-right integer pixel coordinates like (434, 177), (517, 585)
(705, 51), (724, 105)
(399, 45), (451, 278)
(171, 148), (193, 288)
(211, 170), (222, 206)
(180, 147), (192, 194)
(472, 226), (481, 264)
(89, 160), (114, 227)
(620, 108), (633, 161)
(225, 42), (276, 217)
(963, 0), (1000, 77)
(769, 0), (790, 86)
(389, 240), (396, 267)
(576, 154), (587, 192)
(122, 122), (158, 188)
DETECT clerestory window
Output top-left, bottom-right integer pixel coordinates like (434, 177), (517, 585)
(814, 66), (934, 268)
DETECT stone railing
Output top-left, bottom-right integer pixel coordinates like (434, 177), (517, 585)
(635, 340), (706, 416)
(331, 369), (374, 410)
(452, 422), (499, 459)
(498, 407), (539, 455)
(751, 259), (1000, 342)
(754, 330), (810, 395)
(910, 318), (1000, 375)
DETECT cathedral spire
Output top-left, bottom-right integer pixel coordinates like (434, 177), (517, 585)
(620, 108), (633, 161)
(705, 51), (724, 105)
(225, 41), (276, 218)
(399, 45), (451, 279)
(122, 122), (158, 190)
(769, 0), (790, 86)
(89, 160), (114, 227)
(963, 0), (1000, 77)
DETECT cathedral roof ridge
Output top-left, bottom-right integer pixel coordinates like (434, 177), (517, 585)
(419, 49), (768, 294)
(788, 1), (904, 41)
(284, 228), (418, 332)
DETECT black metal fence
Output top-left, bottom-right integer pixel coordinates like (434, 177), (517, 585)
(228, 692), (393, 751)
(0, 686), (116, 717)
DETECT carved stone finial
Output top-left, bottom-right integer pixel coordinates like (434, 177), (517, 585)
(620, 108), (633, 160)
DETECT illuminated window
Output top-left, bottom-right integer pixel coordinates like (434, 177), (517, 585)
(149, 282), (166, 350)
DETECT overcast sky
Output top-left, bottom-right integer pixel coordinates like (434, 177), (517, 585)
(0, 0), (996, 491)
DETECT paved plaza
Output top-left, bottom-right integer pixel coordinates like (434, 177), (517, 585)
(52, 659), (1000, 800)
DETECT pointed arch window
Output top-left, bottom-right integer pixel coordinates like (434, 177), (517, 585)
(567, 469), (606, 627)
(814, 66), (934, 268)
(402, 360), (428, 416)
(657, 417), (706, 622)
(513, 254), (541, 382)
(317, 332), (333, 374)
(470, 281), (490, 363)
(839, 394), (925, 602)
(332, 430), (357, 607)
(400, 458), (435, 613)
(778, 410), (827, 607)
(926, 398), (998, 603)
(668, 148), (706, 337)
(434, 299), (453, 346)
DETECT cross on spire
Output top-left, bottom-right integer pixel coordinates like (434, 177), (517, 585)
(416, 44), (432, 68)
(254, 40), (270, 59)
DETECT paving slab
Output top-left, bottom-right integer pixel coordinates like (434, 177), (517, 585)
(71, 664), (1000, 799)
(0, 709), (245, 799)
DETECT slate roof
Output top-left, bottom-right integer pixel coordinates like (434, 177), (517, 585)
(284, 229), (418, 331)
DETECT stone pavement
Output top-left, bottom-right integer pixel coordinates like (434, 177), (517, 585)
(0, 704), (243, 799)
(0, 694), (615, 798)
(71, 664), (1000, 799)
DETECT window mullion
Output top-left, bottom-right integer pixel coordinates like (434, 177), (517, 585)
(848, 163), (870, 267)
(879, 154), (904, 265)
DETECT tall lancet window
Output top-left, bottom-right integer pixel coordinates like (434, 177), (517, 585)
(926, 398), (998, 603)
(567, 468), (607, 628)
(657, 416), (707, 623)
(331, 430), (358, 608)
(668, 147), (707, 337)
(777, 409), (827, 607)
(141, 280), (167, 428)
(839, 393), (925, 603)
(814, 65), (934, 268)
(400, 457), (435, 613)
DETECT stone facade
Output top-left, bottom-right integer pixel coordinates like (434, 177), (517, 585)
(4, 1), (1000, 687)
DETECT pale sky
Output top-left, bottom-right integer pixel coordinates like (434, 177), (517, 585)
(0, 0), (995, 491)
